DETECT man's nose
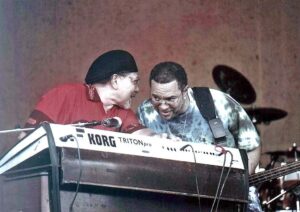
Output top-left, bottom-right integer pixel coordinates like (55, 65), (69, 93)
(158, 102), (169, 109)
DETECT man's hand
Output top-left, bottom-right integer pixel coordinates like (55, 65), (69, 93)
(133, 129), (182, 141)
(247, 145), (261, 174)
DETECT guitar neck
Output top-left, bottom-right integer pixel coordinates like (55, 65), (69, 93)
(249, 161), (300, 186)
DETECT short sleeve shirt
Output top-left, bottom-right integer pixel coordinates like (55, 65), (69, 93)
(137, 88), (260, 151)
(25, 83), (144, 133)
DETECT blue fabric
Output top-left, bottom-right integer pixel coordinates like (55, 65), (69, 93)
(137, 88), (262, 211)
(137, 88), (260, 150)
(248, 186), (263, 211)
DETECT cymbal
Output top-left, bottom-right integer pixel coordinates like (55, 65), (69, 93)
(212, 65), (256, 104)
(245, 107), (288, 124)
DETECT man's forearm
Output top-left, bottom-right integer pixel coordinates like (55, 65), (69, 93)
(247, 145), (261, 174)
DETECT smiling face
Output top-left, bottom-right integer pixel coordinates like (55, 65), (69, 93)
(150, 80), (188, 120)
(116, 72), (140, 109)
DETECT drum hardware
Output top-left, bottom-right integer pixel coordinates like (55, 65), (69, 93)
(259, 171), (300, 211)
(260, 143), (300, 211)
(262, 181), (300, 209)
(265, 153), (286, 170)
(212, 64), (291, 210)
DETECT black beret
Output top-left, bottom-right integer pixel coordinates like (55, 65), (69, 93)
(85, 50), (138, 84)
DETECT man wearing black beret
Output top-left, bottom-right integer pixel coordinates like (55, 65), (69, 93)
(22, 50), (153, 135)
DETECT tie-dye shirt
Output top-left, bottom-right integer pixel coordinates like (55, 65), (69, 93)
(137, 88), (260, 151)
(137, 88), (262, 211)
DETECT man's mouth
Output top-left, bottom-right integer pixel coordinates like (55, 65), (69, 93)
(131, 92), (137, 98)
(160, 111), (172, 117)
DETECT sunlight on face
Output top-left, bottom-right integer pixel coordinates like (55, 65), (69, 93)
(118, 73), (140, 109)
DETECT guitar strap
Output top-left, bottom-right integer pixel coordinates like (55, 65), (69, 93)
(192, 87), (227, 144)
(192, 88), (248, 182)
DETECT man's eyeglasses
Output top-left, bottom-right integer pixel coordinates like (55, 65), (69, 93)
(151, 93), (182, 105)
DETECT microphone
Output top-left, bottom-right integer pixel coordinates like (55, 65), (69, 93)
(72, 117), (122, 128)
(101, 117), (122, 128)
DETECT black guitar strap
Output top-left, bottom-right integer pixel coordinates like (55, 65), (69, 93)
(192, 87), (226, 143)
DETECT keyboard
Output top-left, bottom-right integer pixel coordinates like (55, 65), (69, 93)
(0, 123), (245, 175)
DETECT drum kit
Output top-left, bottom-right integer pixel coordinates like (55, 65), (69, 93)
(212, 65), (288, 124)
(212, 65), (297, 211)
(261, 146), (300, 211)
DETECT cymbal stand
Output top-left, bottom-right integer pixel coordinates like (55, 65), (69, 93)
(263, 143), (300, 211)
(263, 181), (300, 209)
(292, 143), (300, 212)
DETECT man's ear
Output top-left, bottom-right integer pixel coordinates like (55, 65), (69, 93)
(183, 85), (189, 93)
(110, 74), (119, 89)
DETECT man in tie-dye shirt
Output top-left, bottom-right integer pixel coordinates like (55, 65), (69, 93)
(137, 61), (262, 211)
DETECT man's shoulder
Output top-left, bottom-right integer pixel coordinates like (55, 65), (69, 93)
(208, 88), (241, 105)
(51, 83), (84, 91)
(190, 87), (231, 104)
(208, 88), (226, 97)
(39, 83), (86, 101)
(138, 99), (153, 110)
(190, 87), (225, 97)
(44, 83), (85, 94)
(137, 99), (158, 122)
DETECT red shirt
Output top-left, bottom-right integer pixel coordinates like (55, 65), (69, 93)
(25, 83), (144, 133)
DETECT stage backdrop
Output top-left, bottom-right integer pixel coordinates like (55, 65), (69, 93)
(0, 0), (299, 166)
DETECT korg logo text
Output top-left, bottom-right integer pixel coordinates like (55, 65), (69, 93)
(88, 133), (116, 147)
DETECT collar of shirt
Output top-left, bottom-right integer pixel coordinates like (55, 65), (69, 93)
(85, 84), (101, 102)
